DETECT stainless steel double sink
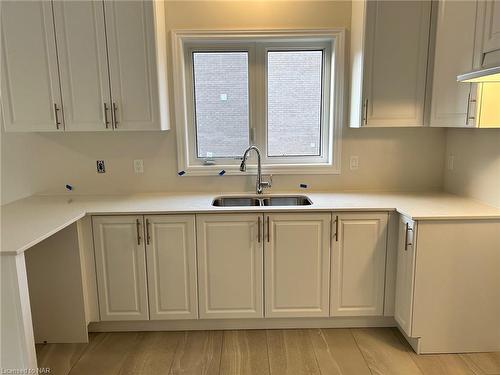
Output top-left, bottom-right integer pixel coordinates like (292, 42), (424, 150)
(212, 195), (312, 207)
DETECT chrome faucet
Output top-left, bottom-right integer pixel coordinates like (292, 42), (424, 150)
(239, 145), (272, 194)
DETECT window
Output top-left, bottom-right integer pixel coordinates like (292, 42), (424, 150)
(192, 52), (250, 158)
(267, 50), (323, 157)
(173, 30), (344, 175)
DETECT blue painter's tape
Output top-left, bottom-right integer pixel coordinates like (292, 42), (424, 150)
(65, 184), (73, 191)
(299, 183), (308, 189)
(218, 170), (226, 176)
(178, 170), (186, 176)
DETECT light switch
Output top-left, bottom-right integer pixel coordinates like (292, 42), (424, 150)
(134, 159), (144, 173)
(447, 155), (454, 171)
(350, 156), (359, 170)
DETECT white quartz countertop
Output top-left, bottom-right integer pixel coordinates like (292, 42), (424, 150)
(2, 191), (500, 255)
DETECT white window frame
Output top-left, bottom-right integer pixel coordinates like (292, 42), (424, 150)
(172, 29), (345, 176)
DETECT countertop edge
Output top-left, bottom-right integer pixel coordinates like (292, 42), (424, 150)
(3, 192), (500, 255)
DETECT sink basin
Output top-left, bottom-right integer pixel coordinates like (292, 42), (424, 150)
(212, 195), (312, 207)
(262, 196), (312, 206)
(212, 197), (261, 207)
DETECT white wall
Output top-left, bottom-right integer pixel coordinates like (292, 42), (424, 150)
(0, 127), (446, 204)
(444, 129), (500, 208)
(0, 1), (447, 204)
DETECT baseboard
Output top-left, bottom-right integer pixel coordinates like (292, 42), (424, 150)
(89, 316), (396, 332)
(395, 323), (421, 354)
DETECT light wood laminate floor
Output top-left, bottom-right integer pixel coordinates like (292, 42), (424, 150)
(35, 328), (500, 375)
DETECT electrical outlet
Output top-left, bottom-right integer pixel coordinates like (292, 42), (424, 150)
(447, 155), (454, 171)
(134, 159), (144, 173)
(96, 160), (105, 173)
(350, 156), (359, 170)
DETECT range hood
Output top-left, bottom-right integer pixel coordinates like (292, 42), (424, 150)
(457, 65), (500, 82)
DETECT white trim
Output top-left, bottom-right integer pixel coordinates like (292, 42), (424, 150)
(172, 29), (345, 176)
(89, 316), (395, 332)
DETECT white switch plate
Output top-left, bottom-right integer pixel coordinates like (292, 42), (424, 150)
(134, 159), (144, 173)
(350, 156), (359, 170)
(447, 155), (454, 171)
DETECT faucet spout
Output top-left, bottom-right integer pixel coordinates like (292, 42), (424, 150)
(239, 145), (271, 194)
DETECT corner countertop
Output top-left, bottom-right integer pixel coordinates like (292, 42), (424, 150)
(2, 191), (500, 255)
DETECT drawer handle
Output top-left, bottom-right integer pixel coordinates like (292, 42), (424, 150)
(334, 215), (339, 242)
(146, 218), (151, 245)
(363, 98), (368, 125)
(136, 219), (142, 245)
(103, 103), (110, 129)
(266, 216), (270, 243)
(112, 102), (119, 128)
(54, 103), (62, 129)
(404, 223), (413, 251)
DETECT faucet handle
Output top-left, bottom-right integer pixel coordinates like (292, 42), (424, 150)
(262, 174), (272, 188)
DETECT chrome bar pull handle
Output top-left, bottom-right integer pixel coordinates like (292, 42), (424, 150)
(136, 219), (142, 245)
(466, 92), (471, 125)
(363, 99), (368, 125)
(103, 103), (110, 129)
(146, 218), (151, 245)
(334, 215), (339, 242)
(466, 91), (477, 125)
(257, 216), (261, 243)
(404, 223), (413, 251)
(112, 102), (118, 128)
(266, 216), (270, 243)
(54, 103), (62, 129)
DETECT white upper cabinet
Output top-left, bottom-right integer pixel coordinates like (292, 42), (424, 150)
(350, 1), (431, 127)
(1, 1), (64, 132)
(52, 1), (112, 131)
(92, 216), (149, 321)
(196, 214), (264, 319)
(331, 212), (388, 316)
(429, 0), (478, 128)
(482, 1), (500, 56)
(264, 213), (331, 318)
(2, 0), (168, 132)
(145, 215), (198, 320)
(473, 0), (500, 67)
(104, 0), (161, 131)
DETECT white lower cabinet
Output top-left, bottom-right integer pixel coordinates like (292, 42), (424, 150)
(145, 215), (198, 320)
(196, 214), (264, 319)
(394, 215), (416, 335)
(92, 214), (197, 321)
(330, 212), (388, 316)
(92, 216), (149, 321)
(265, 213), (331, 317)
(92, 211), (392, 323)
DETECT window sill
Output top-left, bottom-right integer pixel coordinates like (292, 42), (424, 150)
(177, 164), (340, 177)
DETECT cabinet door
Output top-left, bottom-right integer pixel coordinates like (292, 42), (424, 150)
(196, 214), (263, 319)
(265, 213), (331, 318)
(1, 1), (63, 131)
(483, 0), (500, 54)
(145, 215), (198, 320)
(362, 1), (431, 127)
(394, 216), (417, 336)
(104, 0), (160, 130)
(92, 216), (149, 321)
(331, 213), (388, 316)
(430, 0), (477, 127)
(52, 1), (112, 132)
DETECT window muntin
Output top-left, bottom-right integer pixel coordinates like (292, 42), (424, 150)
(266, 50), (324, 157)
(192, 51), (250, 158)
